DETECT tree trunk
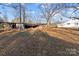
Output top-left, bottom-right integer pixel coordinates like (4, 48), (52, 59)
(47, 19), (51, 26)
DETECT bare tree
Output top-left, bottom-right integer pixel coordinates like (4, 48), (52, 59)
(22, 3), (26, 23)
(0, 3), (20, 22)
(0, 3), (23, 30)
(39, 3), (65, 25)
(61, 3), (79, 19)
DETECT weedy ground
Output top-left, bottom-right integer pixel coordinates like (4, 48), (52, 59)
(0, 26), (79, 56)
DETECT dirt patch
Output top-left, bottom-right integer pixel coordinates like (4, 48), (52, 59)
(0, 27), (79, 56)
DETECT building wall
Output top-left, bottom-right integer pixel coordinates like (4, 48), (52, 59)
(57, 19), (79, 29)
(16, 24), (24, 30)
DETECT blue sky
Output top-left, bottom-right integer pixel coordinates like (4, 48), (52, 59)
(0, 3), (79, 23)
(0, 5), (15, 21)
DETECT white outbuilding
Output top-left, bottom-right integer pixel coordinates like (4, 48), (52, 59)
(57, 17), (79, 29)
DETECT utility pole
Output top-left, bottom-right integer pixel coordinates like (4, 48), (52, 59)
(23, 3), (26, 24)
(19, 3), (22, 30)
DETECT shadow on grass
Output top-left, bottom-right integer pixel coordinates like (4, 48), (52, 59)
(0, 30), (79, 56)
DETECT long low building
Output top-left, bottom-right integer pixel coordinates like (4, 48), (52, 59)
(57, 18), (79, 29)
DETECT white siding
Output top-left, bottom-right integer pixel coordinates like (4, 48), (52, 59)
(57, 19), (79, 28)
(16, 24), (24, 30)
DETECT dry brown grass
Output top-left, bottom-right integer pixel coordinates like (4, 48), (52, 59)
(0, 27), (79, 56)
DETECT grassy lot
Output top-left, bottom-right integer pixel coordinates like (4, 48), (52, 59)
(0, 27), (79, 56)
